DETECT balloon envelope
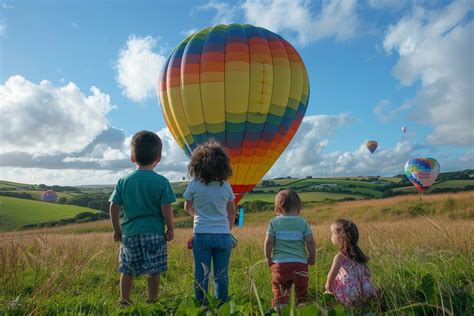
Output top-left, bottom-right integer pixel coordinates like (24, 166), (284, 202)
(401, 126), (407, 133)
(404, 158), (440, 192)
(158, 24), (310, 203)
(366, 141), (378, 154)
(42, 190), (57, 202)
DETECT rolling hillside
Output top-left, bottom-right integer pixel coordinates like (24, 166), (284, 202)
(0, 196), (99, 231)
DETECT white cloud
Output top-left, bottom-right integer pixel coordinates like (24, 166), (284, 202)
(0, 124), (189, 184)
(197, 0), (359, 45)
(0, 18), (7, 37)
(242, 0), (359, 45)
(367, 0), (407, 11)
(383, 1), (474, 146)
(116, 35), (166, 102)
(263, 113), (472, 178)
(266, 114), (352, 177)
(197, 0), (240, 24)
(0, 75), (113, 156)
(0, 167), (129, 186)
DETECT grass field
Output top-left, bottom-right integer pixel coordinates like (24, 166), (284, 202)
(241, 192), (364, 203)
(0, 192), (472, 314)
(19, 190), (81, 201)
(0, 196), (99, 231)
(430, 179), (474, 189)
(0, 180), (34, 190)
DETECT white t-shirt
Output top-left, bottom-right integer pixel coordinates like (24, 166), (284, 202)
(183, 179), (235, 234)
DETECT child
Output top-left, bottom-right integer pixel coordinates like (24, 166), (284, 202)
(325, 219), (375, 307)
(264, 189), (317, 308)
(109, 130), (176, 307)
(183, 140), (236, 306)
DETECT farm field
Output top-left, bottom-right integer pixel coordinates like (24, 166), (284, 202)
(1, 192), (473, 315)
(0, 180), (34, 190)
(0, 196), (99, 231)
(429, 179), (474, 189)
(20, 190), (82, 201)
(241, 191), (364, 203)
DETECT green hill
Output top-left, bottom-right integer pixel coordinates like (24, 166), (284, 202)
(0, 180), (35, 190)
(0, 196), (99, 232)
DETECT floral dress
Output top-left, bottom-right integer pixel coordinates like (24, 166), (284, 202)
(333, 254), (375, 306)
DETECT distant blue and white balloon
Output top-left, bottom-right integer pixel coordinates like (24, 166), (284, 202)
(42, 190), (58, 202)
(404, 158), (440, 192)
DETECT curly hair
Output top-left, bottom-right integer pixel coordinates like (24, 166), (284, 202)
(332, 219), (369, 264)
(188, 140), (232, 185)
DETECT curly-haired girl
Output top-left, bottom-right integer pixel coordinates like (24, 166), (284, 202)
(183, 140), (236, 306)
(325, 219), (375, 306)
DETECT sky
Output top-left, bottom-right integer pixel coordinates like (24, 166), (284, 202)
(0, 0), (473, 185)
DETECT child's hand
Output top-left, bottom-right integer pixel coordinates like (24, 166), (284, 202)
(308, 257), (316, 265)
(266, 258), (274, 267)
(165, 229), (174, 241)
(324, 290), (333, 295)
(113, 230), (122, 242)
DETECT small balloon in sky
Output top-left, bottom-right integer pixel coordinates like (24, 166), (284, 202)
(404, 158), (440, 192)
(401, 126), (407, 133)
(366, 140), (378, 154)
(42, 190), (57, 203)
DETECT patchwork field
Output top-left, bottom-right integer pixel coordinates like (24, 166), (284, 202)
(241, 191), (364, 203)
(0, 196), (99, 231)
(1, 192), (472, 315)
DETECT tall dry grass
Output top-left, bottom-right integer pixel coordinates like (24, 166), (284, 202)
(0, 192), (473, 314)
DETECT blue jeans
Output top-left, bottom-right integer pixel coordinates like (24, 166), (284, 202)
(193, 233), (233, 305)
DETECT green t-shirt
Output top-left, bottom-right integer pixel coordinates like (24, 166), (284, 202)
(109, 170), (176, 237)
(267, 216), (313, 264)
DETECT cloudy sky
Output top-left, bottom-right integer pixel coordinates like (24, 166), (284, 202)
(1, 0), (473, 185)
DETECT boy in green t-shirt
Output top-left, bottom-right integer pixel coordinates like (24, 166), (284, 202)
(109, 130), (176, 307)
(264, 189), (317, 308)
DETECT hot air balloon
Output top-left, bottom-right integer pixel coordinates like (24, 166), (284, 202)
(158, 24), (309, 203)
(401, 126), (407, 133)
(366, 141), (378, 154)
(404, 158), (440, 192)
(42, 190), (57, 203)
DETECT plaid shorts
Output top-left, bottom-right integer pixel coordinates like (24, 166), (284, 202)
(119, 233), (167, 276)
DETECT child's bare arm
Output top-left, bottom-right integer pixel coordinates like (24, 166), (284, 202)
(161, 203), (174, 241)
(325, 253), (343, 293)
(304, 234), (317, 265)
(184, 200), (194, 216)
(109, 202), (122, 241)
(227, 201), (236, 230)
(264, 234), (275, 266)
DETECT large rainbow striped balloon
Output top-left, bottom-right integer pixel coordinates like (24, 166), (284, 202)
(158, 24), (310, 203)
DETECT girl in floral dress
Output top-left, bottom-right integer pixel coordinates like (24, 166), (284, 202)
(325, 219), (375, 307)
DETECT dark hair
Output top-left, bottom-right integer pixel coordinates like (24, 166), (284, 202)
(188, 140), (232, 185)
(275, 189), (302, 213)
(332, 219), (369, 264)
(130, 130), (163, 166)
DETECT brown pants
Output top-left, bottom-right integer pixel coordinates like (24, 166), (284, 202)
(271, 262), (309, 307)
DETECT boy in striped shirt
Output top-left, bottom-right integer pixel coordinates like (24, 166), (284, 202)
(264, 189), (317, 308)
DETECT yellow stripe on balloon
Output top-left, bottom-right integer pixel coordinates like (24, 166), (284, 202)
(201, 82), (225, 125)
